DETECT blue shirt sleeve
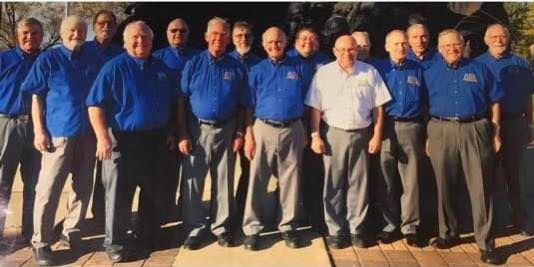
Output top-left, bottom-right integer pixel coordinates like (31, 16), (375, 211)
(86, 65), (112, 108)
(247, 67), (258, 110)
(20, 53), (49, 97)
(299, 60), (314, 100)
(180, 59), (193, 96)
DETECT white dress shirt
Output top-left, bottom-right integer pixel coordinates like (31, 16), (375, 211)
(305, 60), (392, 130)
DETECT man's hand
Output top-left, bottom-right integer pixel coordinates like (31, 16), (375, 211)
(244, 134), (256, 160)
(368, 135), (382, 154)
(178, 135), (192, 155)
(96, 135), (113, 160)
(232, 135), (244, 152)
(34, 131), (51, 152)
(493, 134), (502, 153)
(310, 135), (325, 154)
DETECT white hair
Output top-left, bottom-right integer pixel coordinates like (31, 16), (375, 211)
(123, 20), (154, 42)
(205, 17), (229, 35)
(60, 15), (87, 36)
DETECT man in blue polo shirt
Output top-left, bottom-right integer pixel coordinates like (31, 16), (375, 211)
(0, 18), (43, 247)
(407, 24), (439, 69)
(227, 20), (261, 225)
(87, 21), (180, 263)
(287, 26), (330, 233)
(153, 18), (200, 74)
(475, 23), (534, 236)
(84, 9), (124, 226)
(153, 18), (200, 225)
(21, 15), (101, 266)
(373, 30), (426, 247)
(242, 27), (311, 251)
(178, 17), (248, 250)
(425, 29), (503, 264)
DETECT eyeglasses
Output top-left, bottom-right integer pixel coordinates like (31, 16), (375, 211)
(96, 21), (115, 28)
(169, 28), (188, 34)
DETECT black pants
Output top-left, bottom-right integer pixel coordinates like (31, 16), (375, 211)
(102, 129), (166, 250)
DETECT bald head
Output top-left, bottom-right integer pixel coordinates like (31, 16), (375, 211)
(167, 18), (189, 48)
(351, 31), (370, 60)
(334, 35), (357, 71)
(385, 30), (409, 62)
(262, 27), (287, 60)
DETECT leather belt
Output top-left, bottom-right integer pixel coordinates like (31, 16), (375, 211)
(0, 113), (31, 121)
(259, 118), (300, 128)
(431, 114), (486, 123)
(198, 118), (228, 127)
(386, 116), (422, 122)
(502, 111), (527, 120)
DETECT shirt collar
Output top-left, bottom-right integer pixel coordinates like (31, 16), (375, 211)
(129, 54), (150, 69)
(205, 50), (224, 64)
(442, 57), (466, 70)
(335, 60), (357, 75)
(389, 58), (406, 70)
(487, 51), (511, 61)
(59, 45), (81, 60)
(232, 49), (250, 60)
(15, 46), (40, 59)
(269, 56), (287, 66)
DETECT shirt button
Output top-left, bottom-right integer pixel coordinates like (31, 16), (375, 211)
(452, 80), (457, 83)
(454, 91), (458, 94)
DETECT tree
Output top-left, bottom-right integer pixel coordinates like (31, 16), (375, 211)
(0, 2), (130, 51)
(504, 2), (534, 60)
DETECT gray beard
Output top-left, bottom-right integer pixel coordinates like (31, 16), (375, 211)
(236, 46), (251, 55)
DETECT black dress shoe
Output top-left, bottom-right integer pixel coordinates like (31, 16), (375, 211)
(217, 233), (233, 247)
(105, 246), (123, 263)
(59, 234), (72, 248)
(32, 246), (53, 266)
(431, 237), (458, 249)
(243, 235), (259, 251)
(376, 231), (401, 244)
(282, 231), (300, 248)
(405, 233), (426, 248)
(183, 235), (202, 250)
(480, 249), (501, 265)
(351, 234), (369, 248)
(326, 235), (345, 250)
(520, 228), (534, 237)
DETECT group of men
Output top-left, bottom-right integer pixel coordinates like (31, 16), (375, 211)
(0, 9), (533, 267)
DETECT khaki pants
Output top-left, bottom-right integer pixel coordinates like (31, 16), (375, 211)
(32, 134), (95, 248)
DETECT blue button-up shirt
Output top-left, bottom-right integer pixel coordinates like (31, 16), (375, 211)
(86, 53), (180, 132)
(0, 47), (39, 115)
(181, 50), (249, 121)
(424, 57), (504, 118)
(227, 49), (262, 72)
(249, 56), (312, 121)
(407, 48), (439, 69)
(375, 59), (426, 118)
(153, 46), (200, 75)
(286, 48), (331, 72)
(475, 52), (534, 114)
(83, 39), (123, 63)
(21, 45), (101, 137)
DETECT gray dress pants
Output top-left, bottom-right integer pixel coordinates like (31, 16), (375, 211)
(321, 124), (370, 236)
(427, 118), (494, 250)
(377, 119), (423, 234)
(181, 117), (237, 237)
(0, 116), (40, 240)
(242, 119), (304, 235)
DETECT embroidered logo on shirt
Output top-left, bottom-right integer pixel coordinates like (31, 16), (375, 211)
(463, 73), (478, 83)
(223, 71), (234, 80)
(406, 75), (419, 86)
(286, 71), (298, 80)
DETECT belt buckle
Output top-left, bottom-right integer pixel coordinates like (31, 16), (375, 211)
(451, 117), (461, 122)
